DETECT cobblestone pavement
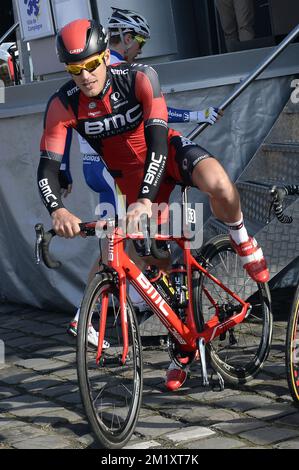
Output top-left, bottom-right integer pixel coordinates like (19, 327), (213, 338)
(0, 289), (298, 450)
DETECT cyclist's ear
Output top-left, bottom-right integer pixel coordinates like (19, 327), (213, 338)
(124, 33), (134, 46)
(104, 49), (110, 66)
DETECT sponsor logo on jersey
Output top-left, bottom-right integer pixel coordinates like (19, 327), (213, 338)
(110, 68), (129, 75)
(38, 178), (58, 208)
(89, 102), (97, 109)
(150, 118), (167, 127)
(84, 104), (142, 136)
(67, 85), (80, 97)
(83, 154), (102, 162)
(110, 92), (120, 102)
(141, 152), (166, 195)
(113, 100), (129, 109)
(88, 110), (103, 117)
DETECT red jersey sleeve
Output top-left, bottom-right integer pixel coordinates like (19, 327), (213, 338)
(38, 94), (76, 214)
(40, 94), (76, 161)
(135, 66), (168, 125)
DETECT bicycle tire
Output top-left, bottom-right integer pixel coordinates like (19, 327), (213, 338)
(286, 284), (299, 404)
(77, 272), (143, 449)
(193, 234), (273, 384)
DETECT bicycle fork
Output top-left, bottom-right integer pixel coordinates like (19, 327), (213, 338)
(95, 275), (129, 366)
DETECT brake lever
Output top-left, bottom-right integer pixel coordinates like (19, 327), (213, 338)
(267, 186), (285, 224)
(34, 223), (44, 265)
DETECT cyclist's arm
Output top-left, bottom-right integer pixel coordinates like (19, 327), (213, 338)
(167, 106), (221, 124)
(38, 95), (75, 214)
(135, 67), (169, 203)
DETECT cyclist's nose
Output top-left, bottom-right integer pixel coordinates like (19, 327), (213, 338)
(81, 69), (91, 79)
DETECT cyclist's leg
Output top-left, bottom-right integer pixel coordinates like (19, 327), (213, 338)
(68, 157), (117, 346)
(169, 134), (269, 284)
(74, 157), (157, 335)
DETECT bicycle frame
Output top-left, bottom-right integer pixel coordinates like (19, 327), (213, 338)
(95, 222), (251, 365)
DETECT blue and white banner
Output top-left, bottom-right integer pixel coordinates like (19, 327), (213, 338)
(16, 0), (55, 41)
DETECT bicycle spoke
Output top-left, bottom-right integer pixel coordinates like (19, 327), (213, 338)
(195, 235), (272, 384)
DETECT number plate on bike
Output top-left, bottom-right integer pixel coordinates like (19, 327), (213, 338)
(187, 208), (196, 224)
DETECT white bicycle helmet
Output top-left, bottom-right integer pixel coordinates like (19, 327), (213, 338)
(108, 7), (150, 39)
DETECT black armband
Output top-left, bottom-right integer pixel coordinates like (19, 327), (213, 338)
(37, 158), (64, 214)
(138, 120), (168, 201)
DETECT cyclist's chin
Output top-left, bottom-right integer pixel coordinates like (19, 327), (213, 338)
(79, 83), (101, 97)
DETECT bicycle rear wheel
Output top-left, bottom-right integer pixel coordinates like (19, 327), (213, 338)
(77, 272), (143, 449)
(286, 284), (299, 404)
(193, 234), (272, 384)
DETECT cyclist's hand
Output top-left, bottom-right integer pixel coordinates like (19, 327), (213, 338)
(197, 107), (224, 125)
(51, 208), (82, 238)
(126, 199), (152, 234)
(59, 167), (73, 198)
(60, 184), (73, 198)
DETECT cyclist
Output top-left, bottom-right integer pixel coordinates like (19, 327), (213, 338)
(61, 8), (222, 342)
(61, 8), (220, 206)
(37, 19), (269, 392)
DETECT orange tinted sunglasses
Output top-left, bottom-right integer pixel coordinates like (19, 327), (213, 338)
(66, 51), (106, 75)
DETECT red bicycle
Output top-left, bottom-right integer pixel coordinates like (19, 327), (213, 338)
(35, 187), (272, 449)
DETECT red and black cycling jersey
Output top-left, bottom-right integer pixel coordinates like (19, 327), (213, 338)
(38, 62), (175, 213)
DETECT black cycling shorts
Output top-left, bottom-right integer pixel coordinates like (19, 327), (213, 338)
(170, 135), (215, 186)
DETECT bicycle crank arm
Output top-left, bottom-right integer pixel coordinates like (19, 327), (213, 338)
(198, 338), (209, 387)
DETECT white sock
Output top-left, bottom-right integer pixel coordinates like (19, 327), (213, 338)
(73, 307), (80, 323)
(226, 214), (249, 245)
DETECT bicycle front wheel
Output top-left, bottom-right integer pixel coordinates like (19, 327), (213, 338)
(77, 272), (143, 449)
(286, 284), (299, 404)
(193, 235), (273, 384)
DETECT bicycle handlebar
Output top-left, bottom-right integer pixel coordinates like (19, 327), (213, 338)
(34, 223), (61, 269)
(34, 222), (97, 269)
(34, 220), (169, 269)
(268, 185), (299, 224)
